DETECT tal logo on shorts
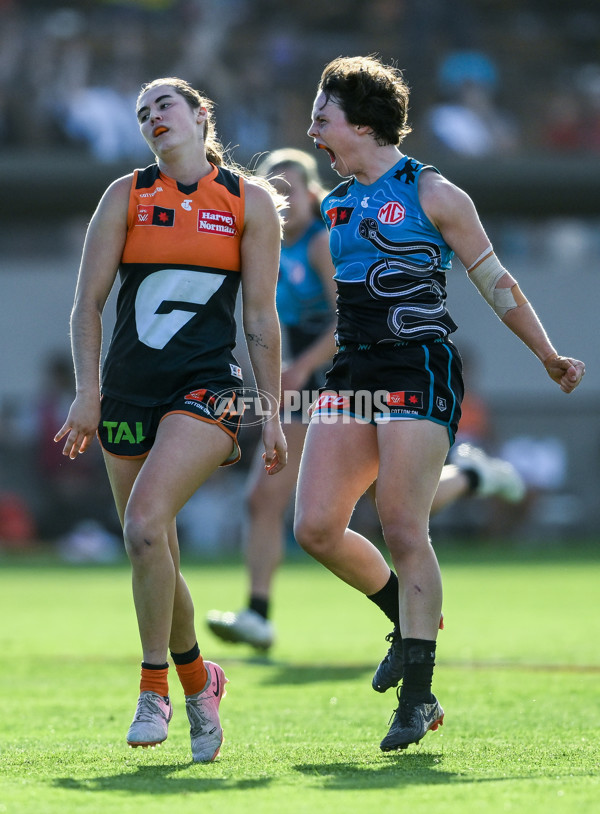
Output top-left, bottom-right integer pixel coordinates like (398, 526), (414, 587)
(102, 421), (146, 444)
(377, 201), (406, 225)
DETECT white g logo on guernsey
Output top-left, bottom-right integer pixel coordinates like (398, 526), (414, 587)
(181, 199), (192, 211)
(135, 268), (225, 349)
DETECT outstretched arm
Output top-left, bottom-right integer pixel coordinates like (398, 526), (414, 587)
(420, 171), (585, 393)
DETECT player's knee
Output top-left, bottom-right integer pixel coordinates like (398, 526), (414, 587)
(382, 520), (427, 559)
(123, 508), (164, 561)
(293, 512), (332, 558)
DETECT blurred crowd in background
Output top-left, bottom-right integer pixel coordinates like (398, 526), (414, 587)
(2, 0), (600, 164)
(1, 0), (597, 557)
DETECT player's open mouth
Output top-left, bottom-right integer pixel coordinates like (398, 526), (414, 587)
(316, 143), (336, 165)
(153, 126), (169, 137)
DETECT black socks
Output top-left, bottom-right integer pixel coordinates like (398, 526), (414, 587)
(249, 595), (269, 620)
(366, 570), (400, 627)
(401, 638), (436, 703)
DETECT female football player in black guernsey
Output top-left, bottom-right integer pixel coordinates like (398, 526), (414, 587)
(55, 77), (287, 762)
(294, 55), (585, 752)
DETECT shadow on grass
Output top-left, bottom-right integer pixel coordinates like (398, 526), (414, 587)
(261, 662), (374, 685)
(293, 753), (513, 788)
(53, 764), (272, 794)
(222, 652), (600, 678)
(220, 655), (375, 685)
(52, 755), (518, 795)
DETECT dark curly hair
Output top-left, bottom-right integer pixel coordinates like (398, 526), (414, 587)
(318, 55), (412, 146)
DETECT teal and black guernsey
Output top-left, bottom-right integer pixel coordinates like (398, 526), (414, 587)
(321, 156), (457, 346)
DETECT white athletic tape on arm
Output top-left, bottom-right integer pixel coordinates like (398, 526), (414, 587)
(467, 251), (525, 318)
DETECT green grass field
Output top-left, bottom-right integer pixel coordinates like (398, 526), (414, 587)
(1, 541), (599, 814)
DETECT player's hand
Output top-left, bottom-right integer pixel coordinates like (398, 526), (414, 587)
(262, 419), (288, 475)
(543, 353), (585, 394)
(54, 395), (101, 459)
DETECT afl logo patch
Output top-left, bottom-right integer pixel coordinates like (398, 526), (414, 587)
(326, 206), (354, 227)
(137, 205), (175, 226)
(377, 201), (405, 225)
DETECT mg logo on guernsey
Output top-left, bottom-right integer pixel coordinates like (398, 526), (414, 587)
(377, 201), (406, 225)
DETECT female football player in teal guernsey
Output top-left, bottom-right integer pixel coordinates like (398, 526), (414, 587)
(295, 55), (585, 752)
(55, 77), (287, 762)
(206, 151), (526, 652)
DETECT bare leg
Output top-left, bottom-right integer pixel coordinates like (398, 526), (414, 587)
(104, 414), (233, 664)
(294, 418), (391, 595)
(376, 420), (449, 641)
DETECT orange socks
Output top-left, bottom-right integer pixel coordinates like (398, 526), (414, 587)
(174, 656), (208, 696)
(171, 642), (208, 696)
(140, 663), (169, 698)
(139, 645), (208, 697)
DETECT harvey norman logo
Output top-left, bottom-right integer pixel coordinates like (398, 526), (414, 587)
(198, 209), (237, 236)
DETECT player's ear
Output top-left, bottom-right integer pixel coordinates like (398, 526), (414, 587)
(355, 123), (373, 137)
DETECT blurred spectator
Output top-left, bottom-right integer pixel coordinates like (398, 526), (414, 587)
(62, 71), (152, 163)
(170, 0), (248, 99)
(423, 50), (520, 157)
(543, 64), (600, 153)
(1, 2), (599, 160)
(8, 353), (119, 549)
(0, 491), (36, 550)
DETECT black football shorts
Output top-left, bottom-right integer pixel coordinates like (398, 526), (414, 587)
(312, 339), (464, 443)
(98, 385), (244, 464)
